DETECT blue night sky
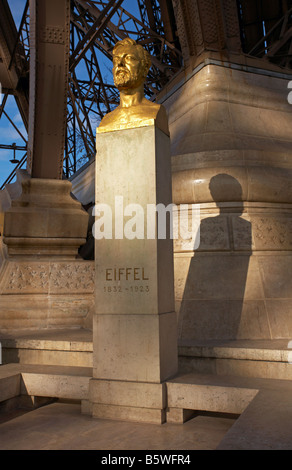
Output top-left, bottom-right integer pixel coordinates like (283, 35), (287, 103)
(0, 0), (27, 187)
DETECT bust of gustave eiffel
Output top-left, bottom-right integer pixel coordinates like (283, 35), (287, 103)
(97, 37), (169, 135)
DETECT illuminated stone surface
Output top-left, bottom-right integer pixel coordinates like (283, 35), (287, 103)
(90, 124), (178, 423)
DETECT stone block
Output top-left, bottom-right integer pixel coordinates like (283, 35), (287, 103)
(93, 312), (178, 383)
(0, 374), (21, 403)
(166, 408), (196, 424)
(167, 381), (258, 415)
(92, 403), (166, 424)
(89, 379), (166, 409)
(95, 125), (174, 316)
(21, 370), (90, 400)
(2, 170), (89, 257)
(178, 299), (270, 341)
(267, 300), (292, 339)
(0, 259), (94, 331)
(257, 255), (292, 299)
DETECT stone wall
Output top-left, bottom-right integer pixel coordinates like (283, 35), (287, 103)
(161, 58), (292, 342)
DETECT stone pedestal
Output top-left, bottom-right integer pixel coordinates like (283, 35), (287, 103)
(0, 1), (95, 332)
(2, 170), (89, 257)
(0, 170), (94, 331)
(89, 124), (178, 424)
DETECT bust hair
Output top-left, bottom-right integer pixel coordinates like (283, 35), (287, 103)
(112, 38), (152, 77)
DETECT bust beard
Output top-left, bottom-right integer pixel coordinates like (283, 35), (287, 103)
(114, 67), (144, 91)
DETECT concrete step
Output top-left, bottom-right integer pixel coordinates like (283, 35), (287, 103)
(1, 362), (292, 448)
(178, 339), (292, 381)
(0, 329), (93, 367)
(166, 372), (292, 449)
(0, 363), (92, 404)
(0, 364), (21, 403)
(2, 330), (292, 382)
(2, 329), (292, 383)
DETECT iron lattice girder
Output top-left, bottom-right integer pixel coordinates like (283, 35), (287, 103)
(0, 0), (183, 181)
(0, 0), (29, 129)
(237, 0), (292, 66)
(65, 0), (184, 178)
(69, 0), (125, 71)
(71, 0), (183, 82)
(2, 0), (292, 183)
(246, 6), (292, 67)
(138, 0), (180, 50)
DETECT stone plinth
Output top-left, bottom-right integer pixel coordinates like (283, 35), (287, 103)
(90, 124), (178, 423)
(0, 251), (95, 331)
(0, 169), (94, 331)
(1, 170), (88, 257)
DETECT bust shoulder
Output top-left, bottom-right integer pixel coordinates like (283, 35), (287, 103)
(97, 100), (169, 135)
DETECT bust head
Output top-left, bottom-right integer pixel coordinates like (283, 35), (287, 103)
(112, 38), (152, 92)
(97, 38), (168, 134)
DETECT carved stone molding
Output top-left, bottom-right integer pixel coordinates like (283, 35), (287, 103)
(173, 207), (292, 254)
(0, 260), (95, 295)
(49, 262), (95, 293)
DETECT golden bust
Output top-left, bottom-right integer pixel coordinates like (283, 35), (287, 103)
(97, 38), (169, 135)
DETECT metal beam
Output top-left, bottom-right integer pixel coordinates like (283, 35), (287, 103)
(0, 153), (27, 190)
(27, 0), (71, 179)
(0, 0), (29, 129)
(267, 25), (292, 57)
(69, 0), (124, 70)
(0, 144), (27, 151)
(8, 0), (29, 70)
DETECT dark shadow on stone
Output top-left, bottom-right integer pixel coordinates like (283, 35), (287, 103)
(78, 202), (95, 260)
(178, 174), (252, 347)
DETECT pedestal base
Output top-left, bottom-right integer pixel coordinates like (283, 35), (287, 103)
(0, 247), (95, 331)
(0, 169), (93, 331)
(89, 378), (167, 424)
(92, 404), (166, 425)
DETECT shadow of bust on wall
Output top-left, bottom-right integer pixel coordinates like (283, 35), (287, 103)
(179, 174), (252, 345)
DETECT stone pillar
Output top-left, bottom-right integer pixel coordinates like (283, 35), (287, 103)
(89, 123), (178, 424)
(159, 58), (292, 345)
(27, 0), (70, 179)
(0, 0), (89, 257)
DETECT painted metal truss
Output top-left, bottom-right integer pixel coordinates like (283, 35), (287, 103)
(0, 0), (183, 184)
